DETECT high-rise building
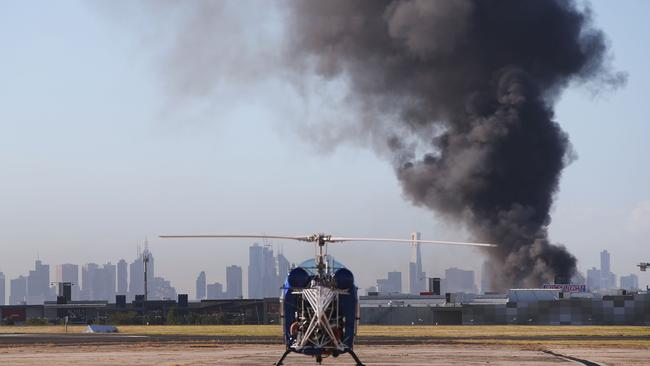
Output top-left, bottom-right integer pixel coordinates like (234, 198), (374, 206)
(277, 252), (290, 285)
(102, 262), (117, 301)
(126, 242), (175, 301)
(377, 271), (402, 293)
(128, 242), (155, 301)
(226, 265), (243, 299)
(0, 271), (5, 305)
(587, 250), (618, 291)
(248, 244), (263, 299)
(599, 250), (614, 289)
(591, 250), (615, 289)
(620, 274), (639, 291)
(129, 254), (143, 301)
(117, 259), (128, 295)
(600, 250), (611, 274)
(387, 271), (402, 293)
(207, 282), (224, 299)
(263, 245), (278, 298)
(79, 262), (116, 301)
(27, 260), (51, 304)
(10, 275), (27, 305)
(248, 243), (279, 298)
(409, 232), (426, 294)
(81, 263), (100, 300)
(587, 267), (601, 291)
(150, 277), (177, 300)
(445, 267), (476, 293)
(196, 271), (206, 300)
(480, 261), (493, 294)
(55, 264), (79, 300)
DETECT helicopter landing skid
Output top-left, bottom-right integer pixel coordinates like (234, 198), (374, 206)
(273, 349), (364, 366)
(274, 349), (291, 366)
(348, 349), (366, 366)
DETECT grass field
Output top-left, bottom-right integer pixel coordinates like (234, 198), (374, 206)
(1, 324), (649, 340)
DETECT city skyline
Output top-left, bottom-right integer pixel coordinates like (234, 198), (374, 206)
(1, 240), (645, 305)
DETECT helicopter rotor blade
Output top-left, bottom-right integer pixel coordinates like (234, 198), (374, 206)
(159, 234), (496, 247)
(159, 234), (314, 242)
(328, 237), (496, 247)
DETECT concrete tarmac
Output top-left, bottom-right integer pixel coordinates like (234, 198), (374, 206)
(1, 333), (649, 365)
(1, 343), (649, 365)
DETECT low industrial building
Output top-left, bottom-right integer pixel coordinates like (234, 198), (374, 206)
(360, 289), (650, 326)
(0, 295), (280, 326)
(2, 289), (649, 326)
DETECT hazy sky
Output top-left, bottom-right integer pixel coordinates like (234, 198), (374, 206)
(0, 0), (648, 300)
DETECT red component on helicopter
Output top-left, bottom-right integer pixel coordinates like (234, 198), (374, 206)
(332, 326), (343, 341)
(290, 321), (300, 337)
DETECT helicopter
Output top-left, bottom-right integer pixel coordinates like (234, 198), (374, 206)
(639, 262), (649, 271)
(160, 233), (496, 365)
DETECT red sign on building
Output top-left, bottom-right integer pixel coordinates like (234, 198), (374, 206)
(542, 284), (586, 292)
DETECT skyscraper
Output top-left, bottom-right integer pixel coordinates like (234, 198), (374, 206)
(480, 261), (492, 294)
(129, 254), (143, 301)
(620, 274), (639, 291)
(102, 262), (117, 301)
(10, 275), (27, 305)
(387, 271), (402, 293)
(128, 242), (154, 301)
(150, 276), (177, 300)
(207, 282), (224, 299)
(248, 244), (263, 299)
(226, 265), (243, 299)
(81, 263), (100, 300)
(78, 262), (116, 301)
(117, 259), (128, 295)
(600, 250), (610, 274)
(55, 264), (79, 300)
(248, 243), (281, 299)
(409, 232), (425, 294)
(0, 271), (5, 305)
(445, 267), (476, 293)
(27, 260), (50, 304)
(196, 271), (206, 300)
(277, 252), (290, 285)
(377, 271), (401, 293)
(587, 267), (601, 291)
(599, 250), (616, 289)
(262, 245), (278, 298)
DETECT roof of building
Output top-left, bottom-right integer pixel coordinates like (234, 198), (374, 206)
(508, 289), (559, 302)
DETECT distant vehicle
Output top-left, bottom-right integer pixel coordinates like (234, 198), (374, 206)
(160, 233), (495, 365)
(639, 262), (649, 271)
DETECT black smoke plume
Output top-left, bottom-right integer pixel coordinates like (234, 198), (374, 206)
(285, 0), (626, 289)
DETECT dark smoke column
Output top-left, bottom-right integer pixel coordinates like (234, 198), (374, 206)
(286, 0), (625, 289)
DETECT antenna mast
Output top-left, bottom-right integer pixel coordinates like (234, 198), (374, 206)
(143, 237), (150, 301)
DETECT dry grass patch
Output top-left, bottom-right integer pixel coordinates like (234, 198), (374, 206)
(1, 325), (648, 345)
(357, 325), (650, 338)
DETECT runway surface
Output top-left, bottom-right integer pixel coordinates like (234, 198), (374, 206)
(0, 334), (649, 365)
(1, 332), (649, 345)
(1, 343), (649, 365)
